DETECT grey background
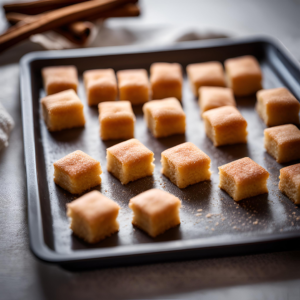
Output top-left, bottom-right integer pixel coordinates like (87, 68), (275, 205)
(1, 0), (300, 299)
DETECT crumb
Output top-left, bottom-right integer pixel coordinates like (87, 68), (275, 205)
(197, 209), (203, 212)
(206, 213), (212, 218)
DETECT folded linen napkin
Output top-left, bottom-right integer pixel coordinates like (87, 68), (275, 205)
(0, 103), (14, 151)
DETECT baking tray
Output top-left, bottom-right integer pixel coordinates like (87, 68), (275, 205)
(20, 36), (300, 269)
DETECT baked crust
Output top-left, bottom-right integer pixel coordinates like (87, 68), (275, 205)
(187, 62), (226, 96)
(142, 97), (186, 138)
(199, 87), (236, 115)
(129, 189), (181, 237)
(99, 101), (135, 140)
(150, 63), (182, 100)
(117, 69), (149, 104)
(42, 65), (78, 95)
(83, 69), (117, 105)
(224, 55), (262, 96)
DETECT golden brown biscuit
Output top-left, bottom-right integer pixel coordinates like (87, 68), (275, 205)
(199, 87), (236, 115)
(161, 142), (211, 189)
(83, 69), (117, 106)
(143, 97), (186, 138)
(150, 63), (182, 101)
(99, 101), (135, 140)
(67, 190), (120, 243)
(54, 150), (102, 194)
(256, 87), (300, 126)
(264, 124), (300, 163)
(224, 56), (262, 96)
(279, 163), (300, 205)
(203, 106), (248, 147)
(187, 61), (226, 96)
(218, 157), (269, 201)
(41, 89), (85, 132)
(42, 66), (78, 95)
(129, 189), (181, 237)
(106, 139), (155, 184)
(117, 69), (149, 105)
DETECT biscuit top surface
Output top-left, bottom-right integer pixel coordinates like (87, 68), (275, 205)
(117, 69), (149, 87)
(83, 69), (116, 86)
(225, 55), (262, 78)
(257, 87), (300, 107)
(67, 191), (120, 223)
(41, 89), (83, 113)
(162, 142), (210, 168)
(99, 101), (135, 120)
(219, 157), (269, 184)
(42, 66), (78, 82)
(202, 106), (246, 128)
(280, 163), (300, 185)
(150, 63), (182, 83)
(200, 87), (235, 105)
(129, 189), (181, 216)
(107, 139), (153, 165)
(187, 61), (224, 80)
(143, 97), (185, 119)
(264, 124), (300, 145)
(54, 150), (101, 177)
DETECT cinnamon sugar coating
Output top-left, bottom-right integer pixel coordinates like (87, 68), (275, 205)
(264, 124), (300, 163)
(218, 157), (269, 201)
(225, 55), (262, 96)
(129, 189), (181, 237)
(199, 87), (236, 115)
(99, 101), (135, 140)
(161, 142), (211, 189)
(150, 63), (182, 100)
(107, 139), (154, 184)
(83, 69), (117, 106)
(143, 97), (186, 138)
(186, 62), (226, 96)
(279, 163), (300, 205)
(256, 87), (300, 126)
(41, 89), (85, 131)
(42, 66), (78, 95)
(54, 150), (102, 194)
(67, 190), (120, 243)
(203, 106), (247, 146)
(117, 69), (149, 104)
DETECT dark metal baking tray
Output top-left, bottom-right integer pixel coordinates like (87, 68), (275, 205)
(20, 36), (300, 269)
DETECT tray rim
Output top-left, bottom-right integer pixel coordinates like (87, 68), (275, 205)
(20, 35), (300, 265)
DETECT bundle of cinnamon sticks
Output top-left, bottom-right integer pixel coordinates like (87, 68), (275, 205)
(0, 0), (140, 52)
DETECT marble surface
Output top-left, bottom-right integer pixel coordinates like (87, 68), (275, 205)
(1, 1), (300, 299)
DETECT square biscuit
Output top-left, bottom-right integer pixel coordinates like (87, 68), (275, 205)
(161, 142), (211, 189)
(83, 69), (117, 106)
(54, 150), (102, 194)
(107, 139), (155, 185)
(143, 97), (186, 138)
(199, 87), (236, 115)
(150, 63), (182, 101)
(219, 157), (269, 201)
(41, 89), (85, 132)
(67, 190), (120, 243)
(256, 87), (300, 127)
(129, 189), (181, 237)
(264, 124), (300, 163)
(117, 69), (149, 105)
(186, 61), (226, 96)
(203, 106), (248, 147)
(42, 66), (78, 95)
(279, 163), (300, 205)
(99, 101), (135, 140)
(225, 56), (262, 96)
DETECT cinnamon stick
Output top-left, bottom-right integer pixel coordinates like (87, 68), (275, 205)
(3, 0), (90, 15)
(0, 0), (138, 52)
(5, 4), (140, 45)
